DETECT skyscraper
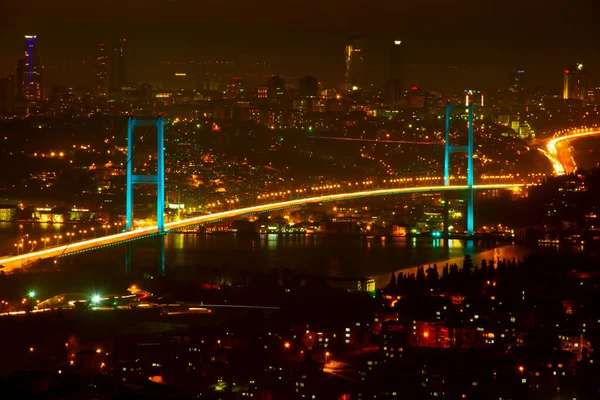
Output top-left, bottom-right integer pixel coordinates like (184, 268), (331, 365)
(21, 35), (42, 101)
(563, 64), (589, 101)
(267, 76), (286, 103)
(299, 76), (318, 98)
(109, 38), (126, 93)
(508, 69), (525, 105)
(95, 44), (108, 97)
(388, 39), (404, 111)
(344, 35), (365, 90)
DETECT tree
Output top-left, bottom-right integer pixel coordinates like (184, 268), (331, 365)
(427, 264), (439, 281)
(463, 255), (474, 274)
(389, 272), (397, 287)
(416, 266), (426, 282)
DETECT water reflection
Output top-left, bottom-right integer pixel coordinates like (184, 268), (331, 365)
(0, 222), (537, 291)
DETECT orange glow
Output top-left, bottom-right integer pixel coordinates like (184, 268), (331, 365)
(284, 342), (290, 349)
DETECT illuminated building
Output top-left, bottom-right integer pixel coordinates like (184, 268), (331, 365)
(21, 35), (42, 101)
(257, 85), (268, 99)
(464, 89), (484, 106)
(563, 64), (589, 101)
(388, 38), (404, 111)
(109, 38), (126, 93)
(226, 76), (244, 99)
(508, 69), (525, 105)
(299, 76), (318, 98)
(267, 76), (285, 103)
(587, 86), (600, 105)
(202, 79), (219, 91)
(509, 69), (524, 93)
(344, 35), (365, 90)
(95, 44), (108, 97)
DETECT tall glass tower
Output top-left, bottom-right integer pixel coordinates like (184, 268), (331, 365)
(388, 39), (404, 111)
(23, 35), (42, 101)
(344, 35), (365, 90)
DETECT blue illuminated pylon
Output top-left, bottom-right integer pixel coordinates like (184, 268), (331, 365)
(126, 115), (165, 233)
(444, 103), (474, 236)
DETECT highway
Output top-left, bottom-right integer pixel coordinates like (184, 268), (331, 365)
(539, 127), (600, 175)
(0, 183), (521, 271)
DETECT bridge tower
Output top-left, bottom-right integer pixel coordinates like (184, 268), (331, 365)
(444, 102), (474, 236)
(126, 115), (165, 232)
(126, 115), (166, 275)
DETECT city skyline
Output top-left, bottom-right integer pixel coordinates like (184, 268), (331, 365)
(1, 0), (599, 91)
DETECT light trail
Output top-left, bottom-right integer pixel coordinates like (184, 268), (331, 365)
(307, 136), (440, 145)
(541, 127), (600, 175)
(0, 183), (522, 271)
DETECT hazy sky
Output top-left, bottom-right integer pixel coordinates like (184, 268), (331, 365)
(1, 0), (598, 90)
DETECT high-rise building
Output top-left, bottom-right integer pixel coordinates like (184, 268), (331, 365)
(267, 76), (286, 103)
(299, 76), (318, 98)
(257, 85), (268, 99)
(109, 38), (126, 93)
(21, 35), (42, 101)
(563, 64), (589, 101)
(388, 39), (404, 111)
(95, 44), (108, 97)
(508, 69), (525, 105)
(226, 76), (244, 99)
(344, 35), (365, 90)
(509, 69), (525, 93)
(0, 76), (15, 113)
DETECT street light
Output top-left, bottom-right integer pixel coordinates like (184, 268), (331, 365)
(28, 291), (36, 299)
(91, 227), (96, 238)
(91, 294), (102, 305)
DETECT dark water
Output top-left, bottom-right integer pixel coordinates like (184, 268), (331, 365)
(0, 221), (532, 292)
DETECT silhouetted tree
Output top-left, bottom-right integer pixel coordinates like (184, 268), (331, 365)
(442, 263), (449, 279)
(389, 272), (397, 287)
(427, 264), (439, 281)
(463, 255), (474, 274)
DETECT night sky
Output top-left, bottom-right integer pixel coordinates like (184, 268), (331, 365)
(2, 0), (598, 91)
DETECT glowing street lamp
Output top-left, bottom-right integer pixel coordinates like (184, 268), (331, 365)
(91, 294), (102, 305)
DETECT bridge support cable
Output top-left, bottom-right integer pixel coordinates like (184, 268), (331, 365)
(126, 116), (166, 233)
(444, 103), (475, 236)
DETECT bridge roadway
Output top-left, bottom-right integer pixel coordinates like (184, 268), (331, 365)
(538, 127), (600, 175)
(0, 183), (521, 271)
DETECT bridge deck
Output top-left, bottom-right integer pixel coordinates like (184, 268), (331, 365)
(0, 184), (521, 271)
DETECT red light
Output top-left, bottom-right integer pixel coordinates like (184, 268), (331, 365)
(411, 86), (418, 91)
(564, 69), (570, 73)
